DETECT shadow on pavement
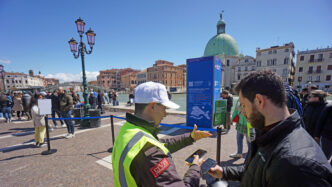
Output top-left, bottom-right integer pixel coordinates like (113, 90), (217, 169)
(0, 152), (42, 162)
(87, 150), (109, 160)
(10, 127), (35, 132)
(1, 144), (36, 153)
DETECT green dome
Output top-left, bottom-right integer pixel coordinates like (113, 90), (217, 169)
(204, 33), (239, 57)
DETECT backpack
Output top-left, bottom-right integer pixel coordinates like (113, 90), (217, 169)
(286, 89), (303, 116)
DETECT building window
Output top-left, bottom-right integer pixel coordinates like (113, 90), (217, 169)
(273, 50), (277, 54)
(300, 56), (304, 61)
(299, 67), (303, 72)
(268, 51), (272, 54)
(238, 74), (241, 80)
(308, 66), (313, 73)
(238, 67), (241, 71)
(329, 53), (332, 58)
(257, 61), (261, 67)
(315, 76), (320, 81)
(316, 66), (321, 73)
(318, 54), (323, 61)
(257, 52), (261, 56)
(328, 65), (332, 70)
(251, 66), (255, 71)
(307, 76), (312, 81)
(284, 57), (289, 64)
(285, 48), (289, 52)
(227, 60), (230, 66)
(6, 80), (9, 83)
(245, 66), (248, 71)
(309, 55), (314, 62)
(283, 69), (288, 76)
(326, 75), (331, 81)
(298, 76), (302, 82)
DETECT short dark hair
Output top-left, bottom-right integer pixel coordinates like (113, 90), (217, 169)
(235, 70), (286, 107)
(134, 103), (149, 116)
(222, 90), (229, 95)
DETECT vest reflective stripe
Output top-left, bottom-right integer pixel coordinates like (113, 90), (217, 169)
(118, 131), (155, 187)
(112, 122), (170, 187)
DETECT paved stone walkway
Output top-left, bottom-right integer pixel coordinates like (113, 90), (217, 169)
(0, 111), (246, 186)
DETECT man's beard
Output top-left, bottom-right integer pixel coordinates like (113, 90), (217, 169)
(248, 105), (265, 129)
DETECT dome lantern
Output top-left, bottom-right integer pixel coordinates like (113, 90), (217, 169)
(217, 10), (226, 34)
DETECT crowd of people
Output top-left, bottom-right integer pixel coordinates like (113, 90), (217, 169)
(112, 71), (332, 186)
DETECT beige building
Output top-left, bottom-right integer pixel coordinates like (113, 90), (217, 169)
(234, 56), (256, 82)
(97, 68), (137, 90)
(121, 71), (139, 90)
(136, 69), (147, 85)
(256, 42), (296, 84)
(294, 47), (332, 92)
(5, 72), (44, 90)
(147, 60), (185, 92)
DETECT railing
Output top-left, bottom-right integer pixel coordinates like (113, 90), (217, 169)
(309, 58), (324, 63)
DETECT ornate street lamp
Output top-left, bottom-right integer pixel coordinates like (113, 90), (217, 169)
(68, 17), (96, 127)
(0, 65), (6, 93)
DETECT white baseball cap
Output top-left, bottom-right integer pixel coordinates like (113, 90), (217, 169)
(134, 81), (179, 109)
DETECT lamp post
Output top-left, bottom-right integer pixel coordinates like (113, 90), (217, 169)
(68, 17), (96, 127)
(0, 65), (6, 93)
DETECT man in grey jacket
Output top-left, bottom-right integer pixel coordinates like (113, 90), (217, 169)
(58, 87), (75, 139)
(209, 70), (332, 186)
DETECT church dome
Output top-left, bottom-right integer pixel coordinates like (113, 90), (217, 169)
(204, 12), (239, 57)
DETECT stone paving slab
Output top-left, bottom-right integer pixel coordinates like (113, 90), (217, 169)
(0, 111), (244, 186)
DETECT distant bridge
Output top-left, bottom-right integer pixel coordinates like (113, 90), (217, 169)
(44, 82), (111, 93)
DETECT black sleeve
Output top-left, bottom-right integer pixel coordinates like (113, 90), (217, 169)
(266, 156), (332, 187)
(314, 106), (329, 138)
(222, 165), (245, 181)
(159, 133), (194, 153)
(130, 143), (200, 187)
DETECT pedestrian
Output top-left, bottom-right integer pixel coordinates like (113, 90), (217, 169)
(229, 99), (250, 159)
(97, 90), (104, 114)
(89, 91), (97, 109)
(128, 92), (134, 106)
(12, 92), (24, 121)
(58, 87), (75, 139)
(112, 81), (211, 187)
(303, 90), (328, 138)
(208, 70), (332, 186)
(112, 91), (118, 106)
(300, 87), (309, 108)
(1, 93), (13, 123)
(50, 91), (65, 128)
(31, 93), (46, 148)
(22, 91), (32, 120)
(314, 103), (332, 163)
(108, 91), (113, 104)
(221, 90), (233, 133)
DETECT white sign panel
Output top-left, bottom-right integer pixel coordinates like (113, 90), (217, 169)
(38, 99), (52, 115)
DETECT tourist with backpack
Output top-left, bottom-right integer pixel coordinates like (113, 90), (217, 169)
(1, 93), (13, 123)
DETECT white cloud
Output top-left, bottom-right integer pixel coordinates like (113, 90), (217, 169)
(0, 58), (11, 64)
(45, 71), (99, 83)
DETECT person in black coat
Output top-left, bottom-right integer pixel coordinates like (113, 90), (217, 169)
(314, 103), (332, 162)
(209, 70), (332, 186)
(303, 90), (328, 137)
(89, 91), (97, 109)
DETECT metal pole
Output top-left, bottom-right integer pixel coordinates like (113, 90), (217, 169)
(108, 115), (115, 153)
(216, 126), (222, 164)
(80, 36), (90, 127)
(41, 116), (57, 155)
(111, 115), (115, 145)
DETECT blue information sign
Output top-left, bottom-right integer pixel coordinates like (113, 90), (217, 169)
(186, 56), (222, 128)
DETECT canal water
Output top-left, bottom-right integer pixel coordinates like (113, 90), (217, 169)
(117, 93), (332, 112)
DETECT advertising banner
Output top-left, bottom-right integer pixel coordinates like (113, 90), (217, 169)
(214, 99), (227, 126)
(186, 56), (222, 128)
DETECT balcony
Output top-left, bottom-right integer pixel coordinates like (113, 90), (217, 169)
(307, 70), (313, 74)
(315, 69), (322, 73)
(309, 58), (324, 63)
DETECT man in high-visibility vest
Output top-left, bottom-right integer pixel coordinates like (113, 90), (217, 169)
(112, 81), (212, 187)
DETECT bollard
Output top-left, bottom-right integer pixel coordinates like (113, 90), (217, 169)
(41, 116), (57, 155)
(216, 126), (222, 164)
(108, 115), (115, 153)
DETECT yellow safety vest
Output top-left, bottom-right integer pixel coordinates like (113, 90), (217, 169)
(112, 122), (169, 187)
